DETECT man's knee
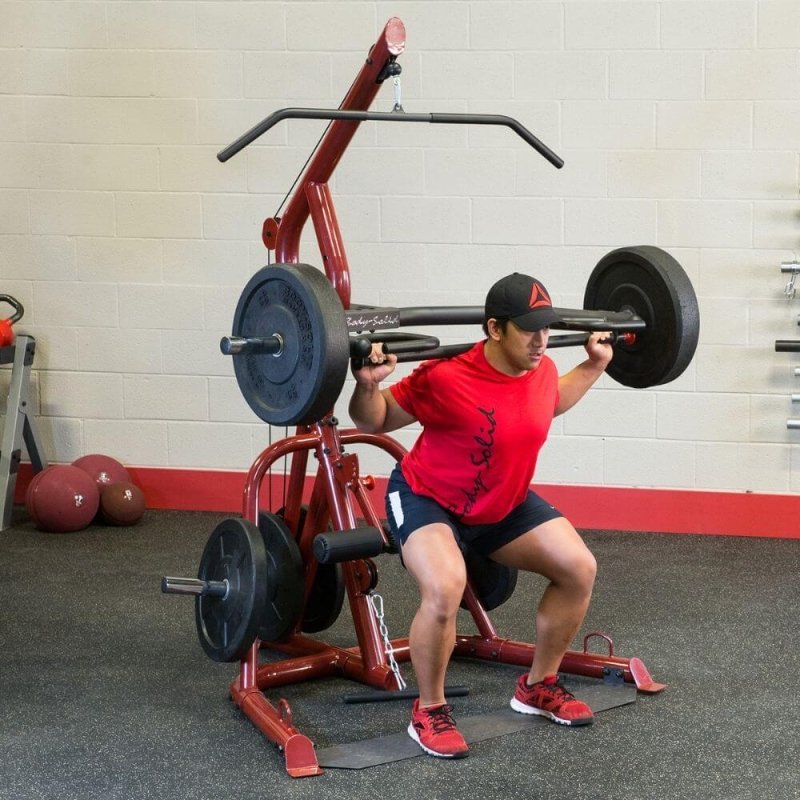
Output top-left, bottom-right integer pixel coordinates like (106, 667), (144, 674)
(562, 547), (596, 596)
(419, 570), (467, 622)
(538, 539), (597, 594)
(578, 549), (597, 590)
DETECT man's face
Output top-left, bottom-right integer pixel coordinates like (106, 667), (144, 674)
(489, 319), (550, 375)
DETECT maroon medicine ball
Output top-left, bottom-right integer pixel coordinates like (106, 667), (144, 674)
(99, 481), (145, 526)
(25, 465), (100, 533)
(72, 454), (132, 491)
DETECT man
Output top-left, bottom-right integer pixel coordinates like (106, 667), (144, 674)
(349, 273), (613, 760)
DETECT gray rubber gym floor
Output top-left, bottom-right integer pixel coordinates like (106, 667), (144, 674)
(1, 507), (798, 800)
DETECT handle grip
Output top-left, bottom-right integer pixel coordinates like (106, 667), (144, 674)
(0, 294), (24, 324)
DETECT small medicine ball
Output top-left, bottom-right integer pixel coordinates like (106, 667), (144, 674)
(72, 453), (131, 490)
(99, 482), (145, 526)
(25, 465), (100, 533)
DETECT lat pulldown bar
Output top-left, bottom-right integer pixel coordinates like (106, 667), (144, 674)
(217, 107), (564, 169)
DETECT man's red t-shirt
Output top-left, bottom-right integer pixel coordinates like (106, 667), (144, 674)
(389, 341), (559, 525)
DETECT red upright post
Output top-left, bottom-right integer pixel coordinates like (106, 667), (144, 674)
(264, 17), (406, 308)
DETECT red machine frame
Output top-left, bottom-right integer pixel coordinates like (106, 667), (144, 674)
(226, 18), (664, 778)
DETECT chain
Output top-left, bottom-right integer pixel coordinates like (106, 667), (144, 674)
(370, 593), (407, 690)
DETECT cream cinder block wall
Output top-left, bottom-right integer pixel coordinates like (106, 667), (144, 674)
(2, 1), (799, 495)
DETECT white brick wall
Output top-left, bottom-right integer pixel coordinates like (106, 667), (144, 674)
(1, 1), (798, 497)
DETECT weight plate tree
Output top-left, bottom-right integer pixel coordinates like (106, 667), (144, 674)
(583, 246), (700, 388)
(231, 263), (351, 426)
(195, 518), (268, 663)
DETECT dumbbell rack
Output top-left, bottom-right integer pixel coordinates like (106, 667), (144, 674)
(214, 18), (666, 778)
(775, 260), (800, 429)
(1, 335), (47, 531)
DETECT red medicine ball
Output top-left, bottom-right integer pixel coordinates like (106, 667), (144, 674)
(25, 465), (100, 533)
(99, 481), (145, 526)
(24, 469), (50, 528)
(72, 454), (132, 491)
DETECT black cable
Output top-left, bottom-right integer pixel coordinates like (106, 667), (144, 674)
(272, 68), (363, 219)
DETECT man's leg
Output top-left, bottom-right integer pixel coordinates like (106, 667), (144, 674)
(489, 517), (597, 684)
(399, 523), (470, 758)
(401, 523), (467, 706)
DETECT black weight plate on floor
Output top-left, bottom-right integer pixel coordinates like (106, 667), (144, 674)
(583, 246), (699, 388)
(460, 545), (518, 611)
(275, 503), (346, 633)
(257, 511), (305, 642)
(275, 503), (308, 538)
(195, 518), (267, 663)
(231, 263), (350, 426)
(302, 562), (346, 633)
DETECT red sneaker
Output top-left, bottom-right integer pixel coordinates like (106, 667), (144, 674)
(510, 674), (594, 726)
(408, 700), (469, 758)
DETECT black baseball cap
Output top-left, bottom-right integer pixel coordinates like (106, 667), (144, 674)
(485, 273), (562, 331)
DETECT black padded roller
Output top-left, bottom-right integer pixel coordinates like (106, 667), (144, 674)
(313, 527), (386, 564)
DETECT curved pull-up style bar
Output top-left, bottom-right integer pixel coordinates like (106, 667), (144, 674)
(217, 108), (564, 169)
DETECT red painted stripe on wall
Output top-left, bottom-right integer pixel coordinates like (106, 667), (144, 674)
(532, 483), (800, 539)
(13, 464), (800, 538)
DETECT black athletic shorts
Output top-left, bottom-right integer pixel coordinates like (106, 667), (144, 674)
(385, 463), (563, 557)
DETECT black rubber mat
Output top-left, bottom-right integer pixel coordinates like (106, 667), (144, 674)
(317, 680), (636, 769)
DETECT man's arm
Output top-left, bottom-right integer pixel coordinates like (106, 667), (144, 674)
(349, 345), (417, 434)
(554, 332), (613, 416)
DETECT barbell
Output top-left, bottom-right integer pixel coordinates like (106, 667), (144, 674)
(222, 246), (699, 427)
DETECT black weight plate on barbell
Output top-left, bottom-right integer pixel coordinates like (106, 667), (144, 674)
(583, 246), (699, 388)
(460, 545), (518, 612)
(257, 511), (305, 642)
(195, 517), (268, 663)
(231, 263), (351, 426)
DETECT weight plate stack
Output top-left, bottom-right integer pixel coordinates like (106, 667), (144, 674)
(195, 518), (268, 663)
